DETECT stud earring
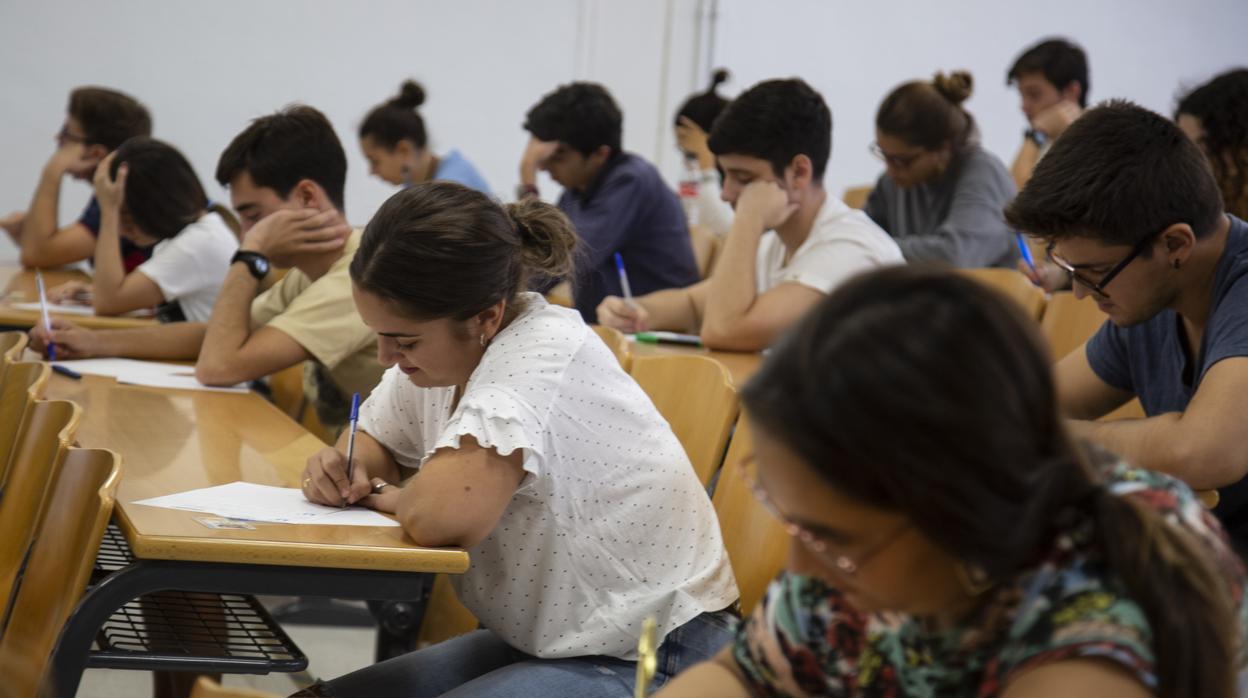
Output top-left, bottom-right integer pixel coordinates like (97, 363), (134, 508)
(480, 334), (487, 347)
(1173, 259), (1181, 269)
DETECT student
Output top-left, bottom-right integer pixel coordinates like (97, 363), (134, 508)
(295, 182), (737, 697)
(31, 106), (382, 430)
(518, 82), (698, 322)
(1006, 38), (1089, 189)
(47, 138), (240, 323)
(864, 71), (1018, 268)
(657, 267), (1248, 698)
(597, 79), (902, 352)
(1176, 68), (1248, 220)
(1004, 100), (1248, 553)
(358, 80), (491, 194)
(3, 86), (153, 271)
(674, 68), (734, 237)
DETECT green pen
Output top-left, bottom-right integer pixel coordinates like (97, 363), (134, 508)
(634, 331), (703, 346)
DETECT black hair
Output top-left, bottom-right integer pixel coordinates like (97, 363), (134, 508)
(1005, 100), (1223, 245)
(674, 69), (731, 131)
(706, 78), (831, 181)
(1008, 38), (1090, 108)
(351, 182), (576, 323)
(108, 137), (239, 241)
(1176, 68), (1248, 219)
(876, 71), (977, 153)
(215, 105), (347, 211)
(523, 83), (622, 157)
(743, 265), (1238, 698)
(67, 86), (152, 150)
(359, 80), (428, 151)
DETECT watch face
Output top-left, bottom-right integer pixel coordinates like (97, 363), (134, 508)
(255, 257), (270, 275)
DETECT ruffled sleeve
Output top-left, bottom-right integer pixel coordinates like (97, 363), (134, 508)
(430, 384), (547, 477)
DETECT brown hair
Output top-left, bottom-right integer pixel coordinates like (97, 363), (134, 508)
(350, 182), (576, 322)
(67, 86), (152, 151)
(876, 71), (976, 153)
(742, 266), (1240, 697)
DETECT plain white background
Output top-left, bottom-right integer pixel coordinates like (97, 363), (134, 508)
(1, 0), (1245, 234)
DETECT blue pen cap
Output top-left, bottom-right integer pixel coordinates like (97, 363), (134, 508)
(613, 252), (625, 273)
(349, 392), (361, 421)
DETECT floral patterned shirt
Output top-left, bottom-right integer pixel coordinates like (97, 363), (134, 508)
(733, 462), (1248, 696)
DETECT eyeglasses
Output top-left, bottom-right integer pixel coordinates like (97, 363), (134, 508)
(1046, 231), (1161, 298)
(869, 142), (922, 170)
(741, 456), (911, 576)
(55, 126), (86, 145)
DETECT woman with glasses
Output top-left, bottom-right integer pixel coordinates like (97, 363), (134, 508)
(864, 71), (1018, 268)
(658, 266), (1248, 697)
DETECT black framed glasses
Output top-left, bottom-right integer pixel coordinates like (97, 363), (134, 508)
(1046, 232), (1160, 298)
(741, 455), (911, 576)
(868, 142), (921, 170)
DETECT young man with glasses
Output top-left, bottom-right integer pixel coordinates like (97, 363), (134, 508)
(3, 86), (154, 271)
(1006, 99), (1248, 552)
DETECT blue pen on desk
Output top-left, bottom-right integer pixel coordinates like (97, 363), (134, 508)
(51, 364), (82, 380)
(1015, 232), (1037, 275)
(343, 392), (361, 506)
(35, 271), (56, 361)
(613, 252), (636, 307)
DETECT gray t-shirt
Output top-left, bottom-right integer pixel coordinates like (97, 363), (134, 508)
(864, 143), (1018, 268)
(1086, 214), (1248, 548)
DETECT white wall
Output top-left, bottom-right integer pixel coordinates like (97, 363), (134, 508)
(710, 0), (1248, 198)
(2, 0), (1244, 237)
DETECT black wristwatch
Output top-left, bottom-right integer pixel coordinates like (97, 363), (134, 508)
(1024, 128), (1048, 147)
(231, 250), (271, 280)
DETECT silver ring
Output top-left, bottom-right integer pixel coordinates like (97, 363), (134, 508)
(371, 480), (389, 494)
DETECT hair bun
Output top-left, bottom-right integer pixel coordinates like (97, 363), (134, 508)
(932, 70), (974, 106)
(391, 80), (426, 110)
(709, 68), (730, 92)
(505, 198), (576, 282)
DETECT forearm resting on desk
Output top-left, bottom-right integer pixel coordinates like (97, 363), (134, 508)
(30, 320), (206, 360)
(1068, 412), (1247, 490)
(304, 430), (400, 507)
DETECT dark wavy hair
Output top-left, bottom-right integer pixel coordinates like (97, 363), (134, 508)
(1176, 68), (1248, 219)
(523, 83), (622, 157)
(109, 137), (239, 240)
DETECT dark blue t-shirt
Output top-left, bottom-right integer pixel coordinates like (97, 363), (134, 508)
(78, 196), (152, 273)
(556, 152), (698, 322)
(1087, 214), (1248, 547)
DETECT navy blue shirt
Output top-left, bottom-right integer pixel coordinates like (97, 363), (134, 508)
(556, 152), (698, 322)
(78, 196), (152, 273)
(1087, 214), (1248, 548)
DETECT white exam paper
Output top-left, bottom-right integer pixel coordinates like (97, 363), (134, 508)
(52, 358), (248, 393)
(133, 481), (399, 527)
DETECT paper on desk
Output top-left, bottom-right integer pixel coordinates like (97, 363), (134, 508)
(12, 301), (96, 316)
(133, 481), (400, 527)
(52, 358), (248, 393)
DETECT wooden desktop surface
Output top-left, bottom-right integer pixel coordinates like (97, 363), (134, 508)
(44, 372), (470, 574)
(0, 266), (157, 330)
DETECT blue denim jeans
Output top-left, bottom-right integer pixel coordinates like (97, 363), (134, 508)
(295, 609), (736, 698)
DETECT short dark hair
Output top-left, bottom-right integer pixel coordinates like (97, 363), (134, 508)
(674, 69), (731, 132)
(216, 105), (347, 211)
(1005, 100), (1223, 246)
(707, 78), (831, 181)
(1176, 68), (1248, 219)
(68, 87), (152, 151)
(109, 137), (240, 241)
(1007, 38), (1090, 108)
(876, 71), (976, 153)
(359, 80), (428, 150)
(352, 182), (576, 322)
(523, 83), (622, 157)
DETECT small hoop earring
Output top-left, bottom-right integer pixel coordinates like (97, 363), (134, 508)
(480, 334), (487, 347)
(401, 164), (413, 189)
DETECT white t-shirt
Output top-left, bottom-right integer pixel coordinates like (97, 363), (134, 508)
(756, 195), (904, 294)
(359, 294), (738, 659)
(135, 211), (238, 322)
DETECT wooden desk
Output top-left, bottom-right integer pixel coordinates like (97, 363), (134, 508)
(628, 340), (763, 388)
(0, 266), (157, 330)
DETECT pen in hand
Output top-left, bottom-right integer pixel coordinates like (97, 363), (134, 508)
(35, 270), (56, 361)
(343, 392), (361, 507)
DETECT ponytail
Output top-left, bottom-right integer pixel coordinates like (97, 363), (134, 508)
(504, 198), (576, 287)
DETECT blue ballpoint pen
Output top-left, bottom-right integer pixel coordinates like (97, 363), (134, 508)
(343, 392), (361, 506)
(1016, 232), (1037, 275)
(614, 252), (636, 307)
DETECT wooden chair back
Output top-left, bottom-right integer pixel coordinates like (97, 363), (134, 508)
(0, 331), (28, 377)
(1039, 291), (1107, 361)
(841, 185), (873, 210)
(630, 354), (739, 486)
(0, 447), (120, 697)
(0, 399), (81, 628)
(0, 361), (52, 488)
(711, 414), (789, 615)
(958, 268), (1047, 321)
(590, 325), (633, 373)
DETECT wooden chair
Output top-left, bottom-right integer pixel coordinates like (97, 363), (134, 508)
(545, 281), (575, 309)
(591, 324), (632, 372)
(0, 330), (28, 377)
(958, 268), (1046, 321)
(630, 354), (739, 486)
(190, 677), (280, 698)
(689, 223), (721, 278)
(0, 399), (82, 628)
(711, 414), (789, 615)
(841, 185), (873, 210)
(0, 447), (120, 697)
(0, 361), (52, 487)
(1040, 291), (1107, 361)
